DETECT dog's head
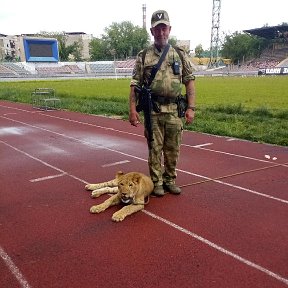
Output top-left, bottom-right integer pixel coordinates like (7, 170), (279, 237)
(116, 171), (141, 204)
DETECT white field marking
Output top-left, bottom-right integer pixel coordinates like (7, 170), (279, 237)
(1, 116), (288, 205)
(102, 160), (130, 167)
(1, 137), (288, 285)
(1, 113), (281, 168)
(1, 105), (287, 167)
(42, 113), (144, 138)
(0, 140), (89, 185)
(0, 116), (147, 163)
(142, 210), (288, 286)
(227, 138), (237, 141)
(0, 105), (142, 140)
(0, 246), (32, 288)
(176, 167), (288, 204)
(191, 143), (213, 148)
(182, 143), (288, 167)
(30, 172), (67, 183)
(3, 113), (17, 116)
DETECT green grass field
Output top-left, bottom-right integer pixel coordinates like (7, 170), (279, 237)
(0, 76), (287, 146)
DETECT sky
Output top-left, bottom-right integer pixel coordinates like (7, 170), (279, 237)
(0, 0), (287, 50)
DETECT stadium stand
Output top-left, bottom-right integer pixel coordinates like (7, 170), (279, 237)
(1, 24), (287, 79)
(34, 63), (86, 76)
(36, 65), (73, 75)
(0, 60), (135, 78)
(0, 46), (287, 78)
(0, 64), (17, 77)
(66, 64), (85, 74)
(115, 59), (136, 68)
(278, 57), (288, 67)
(88, 62), (115, 76)
(204, 42), (288, 76)
(1, 63), (31, 75)
(114, 59), (135, 77)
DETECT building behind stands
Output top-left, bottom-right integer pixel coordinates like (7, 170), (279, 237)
(0, 32), (136, 78)
(1, 26), (288, 78)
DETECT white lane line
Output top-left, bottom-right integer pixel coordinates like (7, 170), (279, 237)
(143, 210), (288, 286)
(177, 167), (288, 204)
(0, 246), (32, 288)
(1, 106), (287, 167)
(30, 173), (67, 183)
(102, 160), (130, 167)
(25, 113), (288, 167)
(192, 143), (213, 148)
(38, 110), (143, 139)
(184, 142), (266, 162)
(1, 139), (288, 286)
(183, 143), (288, 167)
(3, 113), (17, 116)
(0, 117), (148, 163)
(0, 140), (89, 185)
(1, 117), (288, 205)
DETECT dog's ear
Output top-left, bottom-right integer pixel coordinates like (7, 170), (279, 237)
(116, 171), (124, 179)
(132, 174), (141, 184)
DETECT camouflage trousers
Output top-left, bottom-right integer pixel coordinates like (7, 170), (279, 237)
(146, 111), (183, 186)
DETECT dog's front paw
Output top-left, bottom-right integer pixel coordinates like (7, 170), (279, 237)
(112, 211), (126, 222)
(85, 184), (94, 191)
(90, 205), (105, 214)
(91, 190), (101, 198)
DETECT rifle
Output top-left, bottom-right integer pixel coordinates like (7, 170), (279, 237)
(134, 44), (171, 149)
(176, 94), (188, 118)
(135, 85), (159, 149)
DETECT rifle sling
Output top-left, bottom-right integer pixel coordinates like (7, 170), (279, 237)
(147, 44), (170, 87)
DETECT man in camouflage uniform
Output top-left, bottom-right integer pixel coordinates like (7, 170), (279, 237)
(129, 10), (196, 196)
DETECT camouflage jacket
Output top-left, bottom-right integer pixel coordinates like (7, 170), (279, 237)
(130, 44), (195, 98)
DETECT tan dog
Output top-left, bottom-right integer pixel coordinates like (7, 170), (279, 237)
(85, 171), (154, 222)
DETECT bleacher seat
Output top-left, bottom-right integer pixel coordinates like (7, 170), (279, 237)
(1, 63), (31, 75)
(88, 62), (115, 75)
(0, 64), (16, 77)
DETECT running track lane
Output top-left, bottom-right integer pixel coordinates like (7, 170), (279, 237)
(0, 101), (288, 288)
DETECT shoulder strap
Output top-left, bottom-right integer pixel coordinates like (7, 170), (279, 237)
(142, 48), (148, 65)
(172, 45), (184, 64)
(142, 45), (184, 66)
(146, 44), (170, 87)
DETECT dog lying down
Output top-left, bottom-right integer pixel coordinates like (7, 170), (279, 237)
(85, 171), (154, 222)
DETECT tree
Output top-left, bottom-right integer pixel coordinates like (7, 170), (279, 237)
(168, 36), (177, 47)
(194, 44), (204, 58)
(57, 36), (71, 61)
(38, 31), (83, 61)
(221, 31), (268, 64)
(89, 38), (111, 61)
(101, 21), (149, 59)
(130, 27), (150, 56)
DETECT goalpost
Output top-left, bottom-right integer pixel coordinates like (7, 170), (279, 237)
(114, 67), (134, 79)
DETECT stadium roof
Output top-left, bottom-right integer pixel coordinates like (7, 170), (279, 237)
(244, 25), (288, 39)
(65, 32), (86, 35)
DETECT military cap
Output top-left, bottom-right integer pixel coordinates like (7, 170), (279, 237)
(151, 10), (170, 28)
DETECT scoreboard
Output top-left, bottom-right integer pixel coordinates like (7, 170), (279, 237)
(23, 38), (59, 62)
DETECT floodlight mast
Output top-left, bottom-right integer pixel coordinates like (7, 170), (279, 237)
(142, 4), (147, 29)
(209, 0), (221, 67)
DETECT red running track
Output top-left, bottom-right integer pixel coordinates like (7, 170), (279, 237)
(1, 101), (288, 288)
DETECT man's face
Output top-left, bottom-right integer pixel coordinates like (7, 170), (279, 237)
(150, 24), (171, 48)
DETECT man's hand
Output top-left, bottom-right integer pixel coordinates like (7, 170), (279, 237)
(129, 111), (141, 127)
(185, 109), (195, 125)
